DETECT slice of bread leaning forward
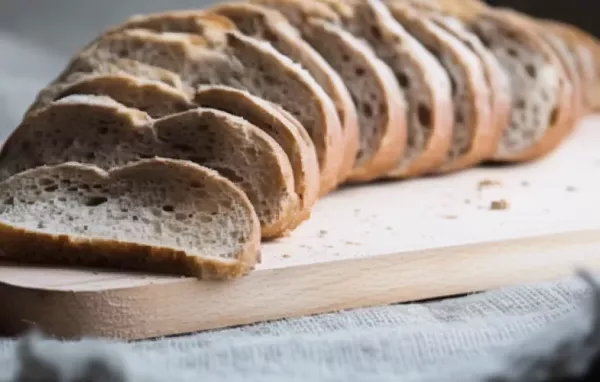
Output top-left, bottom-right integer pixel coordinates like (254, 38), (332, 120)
(388, 2), (494, 173)
(318, 0), (454, 178)
(0, 158), (261, 279)
(251, 0), (408, 183)
(0, 95), (299, 239)
(82, 17), (343, 195)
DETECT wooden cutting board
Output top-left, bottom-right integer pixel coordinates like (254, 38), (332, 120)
(2, 117), (600, 340)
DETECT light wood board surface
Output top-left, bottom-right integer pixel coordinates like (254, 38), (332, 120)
(1, 117), (600, 340)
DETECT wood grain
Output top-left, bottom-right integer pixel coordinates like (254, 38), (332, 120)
(1, 116), (600, 340)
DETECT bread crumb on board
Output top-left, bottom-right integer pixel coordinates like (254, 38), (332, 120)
(490, 199), (509, 210)
(566, 186), (577, 192)
(282, 254), (291, 259)
(441, 215), (458, 220)
(478, 179), (502, 190)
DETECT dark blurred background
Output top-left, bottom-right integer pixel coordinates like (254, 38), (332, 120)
(0, 0), (597, 139)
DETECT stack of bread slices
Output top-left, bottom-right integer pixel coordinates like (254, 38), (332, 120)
(0, 0), (598, 279)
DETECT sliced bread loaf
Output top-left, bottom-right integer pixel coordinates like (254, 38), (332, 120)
(387, 2), (493, 173)
(76, 26), (343, 195)
(194, 85), (320, 229)
(251, 0), (409, 182)
(0, 158), (260, 279)
(427, 12), (511, 161)
(465, 10), (573, 162)
(319, 0), (454, 178)
(0, 95), (299, 239)
(197, 3), (360, 184)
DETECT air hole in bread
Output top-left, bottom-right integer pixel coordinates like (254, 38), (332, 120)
(550, 107), (559, 126)
(479, 35), (491, 47)
(162, 205), (174, 212)
(175, 213), (187, 221)
(263, 29), (279, 43)
(450, 76), (457, 96)
(84, 196), (108, 207)
(455, 110), (464, 124)
(371, 25), (382, 39)
(58, 197), (66, 202)
(86, 152), (96, 160)
(92, 184), (103, 189)
(418, 104), (431, 127)
(355, 67), (365, 76)
(83, 225), (88, 231)
(116, 48), (128, 58)
(507, 47), (518, 58)
(132, 215), (139, 221)
(39, 178), (54, 186)
(525, 64), (536, 78)
(44, 184), (58, 192)
(393, 35), (402, 44)
(21, 141), (30, 150)
(3, 196), (14, 206)
(173, 144), (194, 153)
(363, 103), (373, 118)
(397, 72), (410, 88)
(67, 185), (78, 192)
(98, 127), (109, 135)
(342, 54), (350, 62)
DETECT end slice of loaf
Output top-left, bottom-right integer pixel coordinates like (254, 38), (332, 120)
(388, 3), (493, 173)
(0, 158), (261, 279)
(78, 26), (343, 195)
(194, 85), (320, 229)
(467, 10), (573, 162)
(0, 95), (299, 239)
(252, 0), (409, 182)
(207, 3), (360, 184)
(331, 0), (454, 178)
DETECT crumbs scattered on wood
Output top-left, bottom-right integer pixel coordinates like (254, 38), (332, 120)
(318, 229), (327, 237)
(478, 179), (502, 190)
(464, 199), (471, 204)
(345, 241), (361, 245)
(442, 215), (458, 220)
(490, 199), (509, 210)
(385, 226), (392, 231)
(566, 186), (577, 192)
(282, 254), (291, 259)
(521, 181), (529, 187)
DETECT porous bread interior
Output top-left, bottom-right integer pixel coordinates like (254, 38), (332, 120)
(472, 19), (561, 157)
(0, 95), (296, 232)
(303, 21), (388, 168)
(88, 29), (330, 173)
(354, 5), (437, 170)
(0, 162), (253, 261)
(55, 73), (194, 119)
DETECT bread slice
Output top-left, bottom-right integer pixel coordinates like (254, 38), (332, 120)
(0, 95), (299, 239)
(194, 85), (320, 229)
(0, 158), (261, 279)
(542, 20), (600, 114)
(138, 4), (359, 185)
(423, 13), (511, 162)
(465, 10), (574, 162)
(251, 0), (408, 182)
(25, 56), (190, 116)
(318, 0), (453, 178)
(387, 2), (493, 173)
(54, 72), (195, 118)
(78, 23), (343, 195)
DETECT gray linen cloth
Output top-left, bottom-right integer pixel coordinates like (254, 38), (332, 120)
(1, 270), (599, 382)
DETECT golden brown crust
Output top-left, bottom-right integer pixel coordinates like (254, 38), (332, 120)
(0, 159), (261, 280)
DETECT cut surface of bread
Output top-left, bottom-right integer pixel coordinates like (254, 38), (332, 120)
(388, 3), (493, 173)
(208, 2), (359, 184)
(321, 0), (454, 178)
(194, 85), (320, 229)
(466, 10), (573, 162)
(55, 72), (195, 118)
(0, 95), (299, 239)
(252, 0), (408, 182)
(26, 56), (189, 116)
(428, 13), (511, 161)
(0, 158), (260, 279)
(79, 23), (343, 195)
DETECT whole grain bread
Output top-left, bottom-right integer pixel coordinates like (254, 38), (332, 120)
(466, 10), (574, 162)
(318, 0), (454, 178)
(206, 3), (360, 184)
(194, 85), (320, 229)
(0, 158), (261, 279)
(251, 0), (409, 182)
(79, 19), (344, 195)
(0, 95), (299, 239)
(387, 2), (493, 173)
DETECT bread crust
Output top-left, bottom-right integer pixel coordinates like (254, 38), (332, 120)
(0, 159), (261, 280)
